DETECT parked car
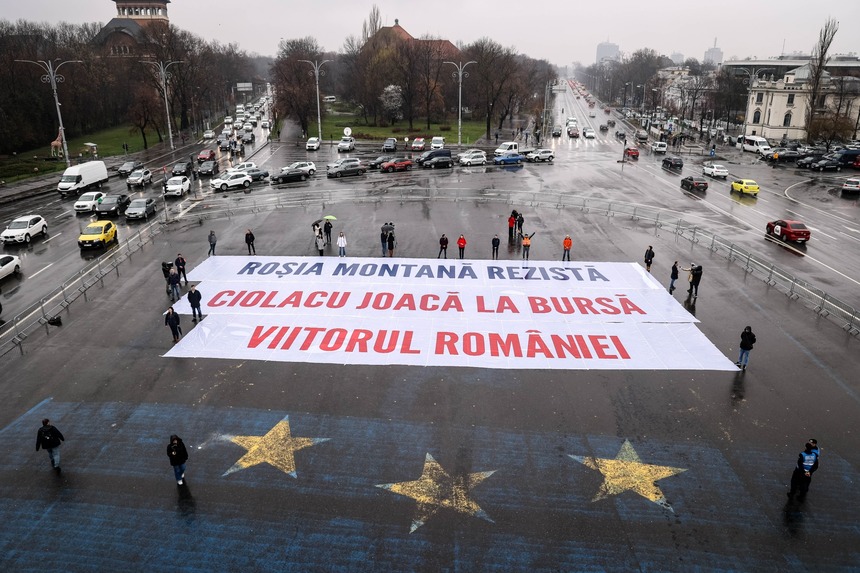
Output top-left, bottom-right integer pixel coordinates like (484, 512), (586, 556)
(624, 147), (640, 160)
(766, 219), (810, 243)
(368, 156), (395, 170)
(285, 161), (316, 176)
(423, 156), (454, 169)
(526, 149), (554, 162)
(327, 158), (366, 178)
(702, 163), (729, 179)
(337, 137), (356, 152)
(382, 138), (398, 152)
(95, 194), (131, 216)
(381, 157), (414, 173)
(813, 155), (842, 172)
(126, 168), (152, 188)
(74, 191), (106, 213)
(172, 162), (193, 177)
(680, 176), (709, 191)
(1, 215), (48, 244)
(78, 220), (118, 249)
(841, 178), (860, 193)
(164, 176), (190, 197)
(125, 198), (157, 220)
(306, 137), (321, 150)
(272, 168), (310, 184)
(197, 149), (216, 163)
(210, 172), (252, 191)
(117, 160), (143, 178)
(198, 161), (220, 177)
(245, 168), (269, 182)
(229, 161), (257, 173)
(662, 156), (684, 170)
(458, 150), (487, 166)
(493, 151), (524, 165)
(796, 154), (825, 169)
(410, 138), (426, 151)
(730, 179), (759, 195)
(430, 136), (445, 149)
(764, 148), (801, 162)
(0, 254), (21, 281)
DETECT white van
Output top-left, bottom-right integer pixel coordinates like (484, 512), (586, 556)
(738, 135), (771, 155)
(322, 96), (336, 103)
(57, 161), (109, 198)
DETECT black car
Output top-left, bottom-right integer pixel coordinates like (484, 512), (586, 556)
(796, 155), (824, 169)
(369, 155), (394, 169)
(813, 156), (842, 172)
(423, 156), (453, 169)
(199, 160), (220, 177)
(680, 176), (708, 191)
(662, 156), (684, 170)
(552, 126), (563, 137)
(607, 119), (616, 127)
(272, 168), (309, 184)
(382, 138), (398, 152)
(242, 132), (256, 143)
(219, 139), (231, 151)
(95, 193), (131, 216)
(765, 148), (801, 162)
(615, 130), (627, 139)
(599, 124), (609, 132)
(117, 161), (144, 178)
(245, 168), (269, 181)
(172, 162), (193, 177)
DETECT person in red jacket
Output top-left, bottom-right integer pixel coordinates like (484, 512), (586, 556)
(562, 234), (573, 261)
(508, 213), (517, 240)
(457, 234), (467, 259)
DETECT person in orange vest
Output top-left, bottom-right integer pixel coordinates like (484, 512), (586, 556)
(520, 231), (535, 260)
(562, 234), (572, 261)
(457, 234), (467, 259)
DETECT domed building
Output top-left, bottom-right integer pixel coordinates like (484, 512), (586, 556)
(92, 0), (170, 57)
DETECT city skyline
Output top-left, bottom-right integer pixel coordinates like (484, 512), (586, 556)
(3, 1), (858, 67)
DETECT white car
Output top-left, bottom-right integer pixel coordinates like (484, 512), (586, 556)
(431, 136), (445, 149)
(203, 130), (216, 140)
(583, 128), (596, 139)
(526, 149), (554, 162)
(337, 137), (355, 152)
(458, 150), (487, 166)
(285, 161), (316, 176)
(224, 116), (233, 125)
(306, 137), (321, 150)
(1, 215), (48, 244)
(566, 117), (577, 126)
(74, 191), (106, 213)
(243, 123), (254, 132)
(0, 254), (21, 282)
(651, 142), (668, 154)
(589, 111), (596, 118)
(210, 172), (252, 191)
(702, 163), (729, 179)
(229, 162), (257, 173)
(164, 176), (191, 197)
(261, 120), (270, 129)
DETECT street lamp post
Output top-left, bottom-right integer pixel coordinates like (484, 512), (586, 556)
(444, 60), (477, 148)
(735, 67), (773, 139)
(141, 59), (184, 151)
(299, 59), (331, 143)
(623, 82), (631, 109)
(15, 58), (81, 168)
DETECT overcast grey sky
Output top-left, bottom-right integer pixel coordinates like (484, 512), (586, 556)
(5, 1), (859, 66)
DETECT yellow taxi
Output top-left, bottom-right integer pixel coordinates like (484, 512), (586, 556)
(78, 220), (118, 249)
(730, 179), (759, 196)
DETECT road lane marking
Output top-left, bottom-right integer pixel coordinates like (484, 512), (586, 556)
(54, 211), (72, 219)
(809, 228), (838, 240)
(42, 232), (62, 243)
(28, 263), (54, 279)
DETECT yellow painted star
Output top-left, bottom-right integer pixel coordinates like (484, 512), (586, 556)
(376, 453), (496, 533)
(570, 439), (687, 512)
(223, 416), (329, 478)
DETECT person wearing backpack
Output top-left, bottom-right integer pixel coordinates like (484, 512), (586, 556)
(36, 418), (65, 473)
(166, 434), (189, 486)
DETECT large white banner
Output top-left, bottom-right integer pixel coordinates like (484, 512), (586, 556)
(166, 257), (735, 370)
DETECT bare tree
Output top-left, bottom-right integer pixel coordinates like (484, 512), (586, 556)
(361, 5), (382, 45)
(806, 18), (839, 142)
(270, 37), (324, 135)
(463, 39), (518, 139)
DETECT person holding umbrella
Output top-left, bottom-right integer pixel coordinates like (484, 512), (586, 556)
(322, 215), (337, 245)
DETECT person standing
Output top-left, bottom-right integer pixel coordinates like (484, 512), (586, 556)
(316, 232), (326, 256)
(161, 262), (173, 295)
(520, 232), (535, 260)
(457, 234), (467, 259)
(188, 285), (203, 323)
(174, 253), (188, 285)
(337, 232), (347, 257)
(491, 235), (500, 259)
(689, 264), (703, 296)
(516, 213), (524, 235)
(323, 220), (333, 245)
(207, 230), (217, 256)
(387, 232), (396, 257)
(508, 212), (517, 241)
(245, 229), (256, 255)
(168, 268), (182, 302)
(380, 230), (388, 257)
(167, 434), (189, 486)
(787, 441), (819, 500)
(736, 326), (756, 370)
(562, 234), (572, 261)
(644, 246), (655, 273)
(438, 234), (448, 259)
(165, 306), (182, 343)
(669, 261), (679, 293)
(35, 418), (65, 473)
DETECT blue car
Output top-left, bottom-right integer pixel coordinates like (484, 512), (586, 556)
(493, 151), (525, 165)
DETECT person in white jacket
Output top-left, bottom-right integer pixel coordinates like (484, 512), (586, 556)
(336, 232), (347, 257)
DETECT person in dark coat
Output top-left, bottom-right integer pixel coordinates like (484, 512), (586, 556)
(168, 268), (182, 302)
(387, 232), (396, 257)
(207, 231), (217, 256)
(188, 285), (203, 323)
(736, 326), (756, 370)
(644, 246), (655, 273)
(669, 261), (679, 293)
(689, 264), (703, 296)
(36, 418), (65, 473)
(516, 213), (524, 235)
(174, 253), (188, 285)
(165, 306), (182, 343)
(167, 434), (189, 485)
(787, 441), (819, 500)
(323, 220), (333, 245)
(491, 235), (500, 259)
(438, 234), (448, 258)
(161, 262), (173, 294)
(245, 229), (256, 255)
(380, 230), (388, 257)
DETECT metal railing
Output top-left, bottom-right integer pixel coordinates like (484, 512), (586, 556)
(2, 189), (857, 358)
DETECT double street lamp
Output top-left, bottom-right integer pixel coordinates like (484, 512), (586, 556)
(299, 59), (331, 142)
(444, 60), (477, 148)
(15, 58), (81, 168)
(141, 59), (184, 150)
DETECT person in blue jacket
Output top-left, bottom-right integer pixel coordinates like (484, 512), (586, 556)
(787, 441), (819, 500)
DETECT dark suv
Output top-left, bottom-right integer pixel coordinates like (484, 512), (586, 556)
(118, 160), (143, 178)
(172, 162), (193, 177)
(662, 156), (684, 170)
